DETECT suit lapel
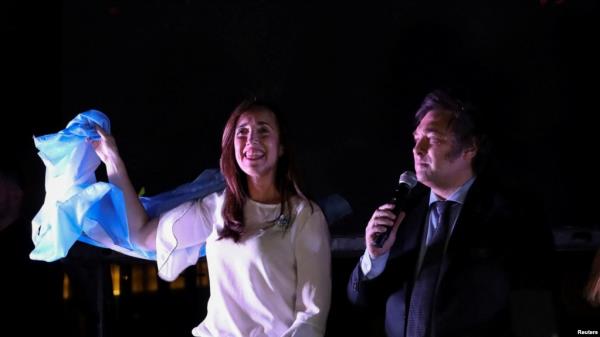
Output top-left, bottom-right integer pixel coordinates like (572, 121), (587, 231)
(446, 178), (487, 255)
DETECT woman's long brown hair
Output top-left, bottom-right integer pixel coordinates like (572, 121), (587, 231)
(219, 99), (305, 242)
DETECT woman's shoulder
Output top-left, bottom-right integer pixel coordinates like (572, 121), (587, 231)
(290, 195), (323, 216)
(198, 189), (226, 208)
(288, 196), (329, 242)
(159, 189), (225, 219)
(289, 196), (327, 231)
(160, 189), (223, 223)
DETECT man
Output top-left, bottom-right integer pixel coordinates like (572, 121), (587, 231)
(347, 89), (551, 337)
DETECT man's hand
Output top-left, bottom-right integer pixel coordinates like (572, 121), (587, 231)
(365, 203), (405, 258)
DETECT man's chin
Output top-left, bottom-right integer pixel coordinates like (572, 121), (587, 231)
(415, 170), (432, 185)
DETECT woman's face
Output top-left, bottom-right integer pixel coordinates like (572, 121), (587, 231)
(234, 108), (283, 180)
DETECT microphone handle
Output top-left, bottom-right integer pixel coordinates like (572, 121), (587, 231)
(373, 196), (403, 248)
(372, 176), (412, 248)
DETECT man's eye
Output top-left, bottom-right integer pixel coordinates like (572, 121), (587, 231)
(429, 137), (443, 144)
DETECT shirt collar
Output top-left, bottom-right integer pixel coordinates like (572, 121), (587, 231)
(428, 176), (476, 206)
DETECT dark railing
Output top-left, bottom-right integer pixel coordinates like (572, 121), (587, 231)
(58, 226), (600, 337)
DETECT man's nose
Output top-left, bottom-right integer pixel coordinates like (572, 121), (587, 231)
(413, 138), (427, 156)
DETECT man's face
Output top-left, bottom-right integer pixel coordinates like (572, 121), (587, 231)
(412, 109), (474, 191)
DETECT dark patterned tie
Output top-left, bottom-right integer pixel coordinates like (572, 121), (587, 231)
(407, 200), (454, 337)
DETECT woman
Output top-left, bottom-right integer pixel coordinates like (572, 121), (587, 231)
(585, 249), (600, 307)
(92, 99), (331, 337)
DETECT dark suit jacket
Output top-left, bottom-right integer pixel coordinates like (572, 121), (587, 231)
(347, 177), (552, 337)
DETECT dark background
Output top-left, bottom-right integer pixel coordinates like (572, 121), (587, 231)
(2, 0), (600, 336)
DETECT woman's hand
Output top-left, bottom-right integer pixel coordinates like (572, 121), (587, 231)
(89, 125), (121, 166)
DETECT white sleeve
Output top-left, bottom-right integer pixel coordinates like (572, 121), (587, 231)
(360, 250), (390, 280)
(155, 198), (214, 281)
(281, 206), (331, 337)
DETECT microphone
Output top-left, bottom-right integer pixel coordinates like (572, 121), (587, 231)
(373, 171), (418, 248)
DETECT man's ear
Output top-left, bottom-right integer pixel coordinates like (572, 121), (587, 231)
(462, 138), (478, 160)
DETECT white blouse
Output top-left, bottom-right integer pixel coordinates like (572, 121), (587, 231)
(155, 191), (331, 337)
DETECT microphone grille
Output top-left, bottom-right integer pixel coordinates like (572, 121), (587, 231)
(399, 171), (418, 188)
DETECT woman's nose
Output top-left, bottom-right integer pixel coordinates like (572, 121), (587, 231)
(247, 130), (259, 144)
